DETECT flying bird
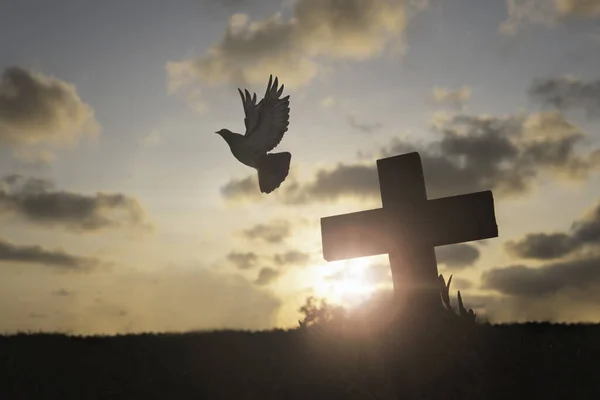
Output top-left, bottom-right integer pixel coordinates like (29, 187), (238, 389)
(216, 75), (291, 194)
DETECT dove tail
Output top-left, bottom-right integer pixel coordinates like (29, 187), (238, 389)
(257, 152), (291, 194)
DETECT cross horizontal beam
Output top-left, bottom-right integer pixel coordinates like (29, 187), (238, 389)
(426, 190), (497, 246)
(321, 208), (389, 262)
(321, 190), (497, 262)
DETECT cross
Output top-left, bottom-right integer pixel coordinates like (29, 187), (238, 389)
(320, 152), (498, 318)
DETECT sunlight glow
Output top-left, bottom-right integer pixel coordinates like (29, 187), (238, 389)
(313, 257), (377, 307)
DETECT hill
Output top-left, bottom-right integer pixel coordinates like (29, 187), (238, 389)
(1, 323), (599, 399)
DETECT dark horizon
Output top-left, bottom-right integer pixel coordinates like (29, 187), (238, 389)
(1, 0), (600, 336)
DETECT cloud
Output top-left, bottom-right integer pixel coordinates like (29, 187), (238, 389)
(499, 0), (556, 35)
(555, 0), (600, 18)
(220, 163), (379, 204)
(347, 115), (383, 134)
(220, 176), (261, 201)
(435, 244), (480, 269)
(0, 66), (100, 147)
(227, 251), (258, 270)
(506, 233), (574, 260)
(12, 148), (56, 166)
(228, 248), (312, 273)
(505, 199), (600, 260)
(278, 163), (379, 204)
(479, 195), (600, 322)
(0, 175), (151, 232)
(52, 289), (74, 296)
(481, 256), (600, 297)
(500, 0), (600, 35)
(167, 0), (414, 97)
(529, 76), (600, 117)
(385, 112), (599, 198)
(478, 290), (600, 323)
(432, 86), (472, 109)
(441, 260), (600, 323)
(241, 220), (291, 243)
(0, 237), (101, 271)
(321, 96), (336, 108)
(273, 250), (311, 267)
(140, 129), (162, 147)
(226, 110), (598, 205)
(449, 276), (473, 290)
(255, 267), (280, 285)
(184, 88), (209, 114)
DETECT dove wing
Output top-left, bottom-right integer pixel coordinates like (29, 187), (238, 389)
(238, 87), (262, 135)
(244, 75), (290, 154)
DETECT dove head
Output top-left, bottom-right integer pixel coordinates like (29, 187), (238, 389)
(216, 128), (233, 138)
(216, 128), (234, 143)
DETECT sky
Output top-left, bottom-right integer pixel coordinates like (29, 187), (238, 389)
(1, 0), (600, 335)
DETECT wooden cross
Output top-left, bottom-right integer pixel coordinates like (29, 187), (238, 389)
(320, 152), (498, 317)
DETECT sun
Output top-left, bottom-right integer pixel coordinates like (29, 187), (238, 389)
(313, 257), (376, 307)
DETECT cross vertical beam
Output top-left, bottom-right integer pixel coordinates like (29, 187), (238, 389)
(377, 153), (440, 314)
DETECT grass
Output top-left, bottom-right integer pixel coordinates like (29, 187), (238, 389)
(1, 323), (599, 399)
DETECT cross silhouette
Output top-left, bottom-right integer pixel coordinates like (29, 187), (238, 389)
(321, 152), (498, 316)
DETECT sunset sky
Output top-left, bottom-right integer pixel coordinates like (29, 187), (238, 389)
(1, 0), (600, 335)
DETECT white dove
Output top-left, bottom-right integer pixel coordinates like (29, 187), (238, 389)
(216, 75), (291, 194)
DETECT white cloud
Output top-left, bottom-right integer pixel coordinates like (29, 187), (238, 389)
(499, 0), (556, 35)
(321, 96), (336, 108)
(555, 0), (600, 18)
(140, 130), (162, 147)
(500, 0), (600, 35)
(12, 148), (56, 166)
(186, 88), (209, 114)
(167, 0), (425, 106)
(432, 86), (472, 109)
